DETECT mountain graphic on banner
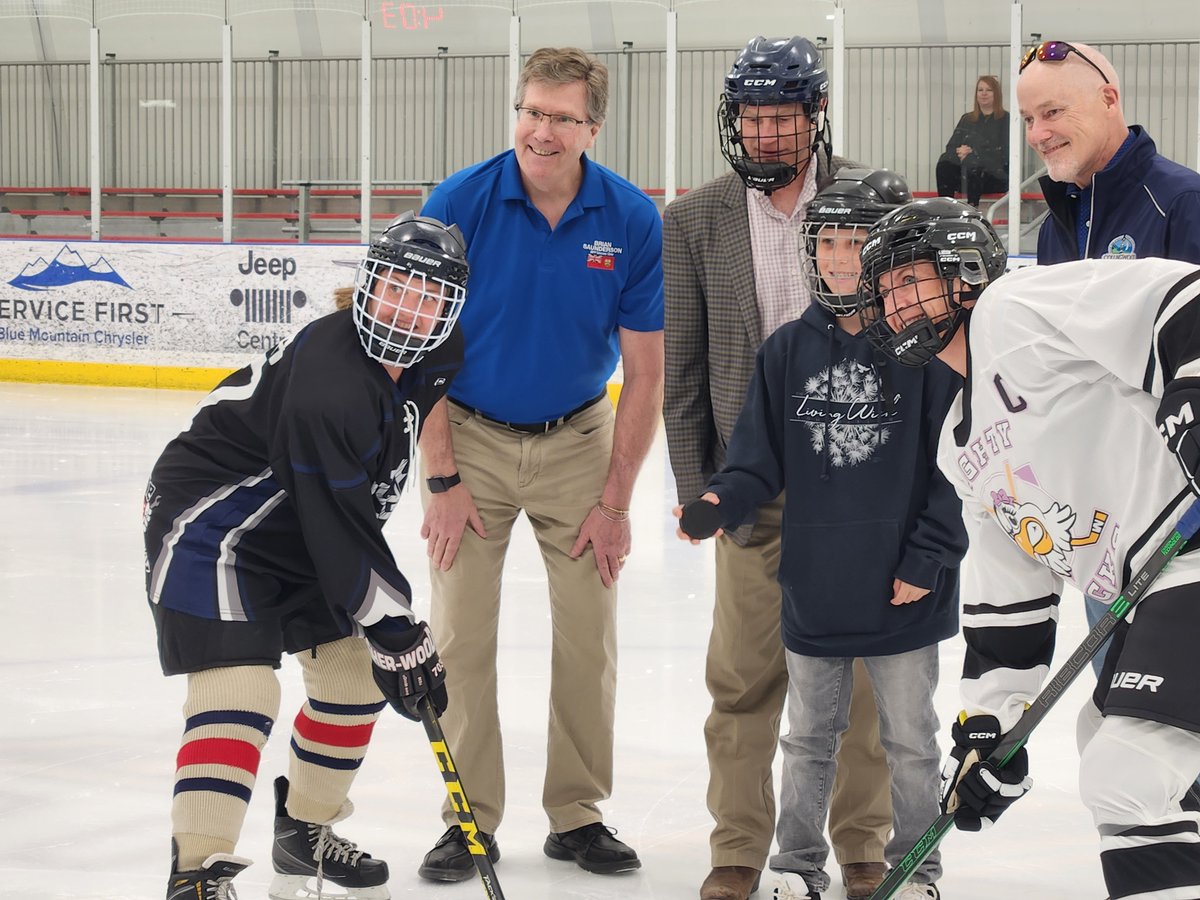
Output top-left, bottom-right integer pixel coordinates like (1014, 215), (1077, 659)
(8, 245), (131, 291)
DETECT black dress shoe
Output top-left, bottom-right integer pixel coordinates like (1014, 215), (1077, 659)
(417, 826), (499, 882)
(544, 823), (641, 874)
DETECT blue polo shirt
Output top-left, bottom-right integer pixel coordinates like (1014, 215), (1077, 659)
(421, 150), (663, 422)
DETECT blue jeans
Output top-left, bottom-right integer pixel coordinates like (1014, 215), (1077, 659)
(769, 646), (943, 892)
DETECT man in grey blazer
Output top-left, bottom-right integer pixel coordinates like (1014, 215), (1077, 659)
(663, 36), (893, 900)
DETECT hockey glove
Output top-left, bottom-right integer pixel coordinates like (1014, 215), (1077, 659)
(367, 621), (448, 722)
(939, 712), (1032, 831)
(679, 496), (725, 540)
(1157, 380), (1200, 496)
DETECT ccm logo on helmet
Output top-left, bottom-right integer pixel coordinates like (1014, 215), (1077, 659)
(895, 334), (920, 355)
(743, 78), (778, 86)
(402, 251), (443, 268)
(946, 230), (977, 241)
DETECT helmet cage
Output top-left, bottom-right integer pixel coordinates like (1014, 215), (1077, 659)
(718, 36), (829, 193)
(352, 230), (468, 368)
(802, 220), (872, 317)
(857, 244), (978, 366)
(718, 97), (822, 193)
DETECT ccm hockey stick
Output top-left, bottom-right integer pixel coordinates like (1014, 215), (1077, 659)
(869, 498), (1200, 900)
(419, 696), (506, 900)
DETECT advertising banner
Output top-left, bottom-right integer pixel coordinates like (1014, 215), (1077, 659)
(0, 240), (360, 373)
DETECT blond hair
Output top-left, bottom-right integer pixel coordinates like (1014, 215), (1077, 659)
(515, 47), (608, 125)
(333, 285), (354, 311)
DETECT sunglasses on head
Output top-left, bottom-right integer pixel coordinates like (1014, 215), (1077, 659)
(1020, 40), (1110, 84)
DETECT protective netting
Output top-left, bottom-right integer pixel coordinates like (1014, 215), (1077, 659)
(95, 0), (225, 20)
(0, 0), (91, 22)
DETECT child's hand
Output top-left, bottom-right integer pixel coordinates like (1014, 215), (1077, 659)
(891, 578), (930, 606)
(674, 492), (724, 543)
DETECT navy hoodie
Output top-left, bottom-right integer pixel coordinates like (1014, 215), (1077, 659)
(1038, 126), (1200, 264)
(706, 304), (966, 657)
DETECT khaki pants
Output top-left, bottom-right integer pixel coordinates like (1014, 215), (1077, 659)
(423, 399), (617, 834)
(706, 498), (893, 870)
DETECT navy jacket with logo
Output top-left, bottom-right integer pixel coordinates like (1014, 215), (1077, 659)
(1038, 126), (1200, 264)
(704, 304), (966, 657)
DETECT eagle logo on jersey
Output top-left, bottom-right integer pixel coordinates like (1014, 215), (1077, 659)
(990, 488), (1108, 577)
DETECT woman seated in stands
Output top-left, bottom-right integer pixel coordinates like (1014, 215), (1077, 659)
(935, 75), (1009, 207)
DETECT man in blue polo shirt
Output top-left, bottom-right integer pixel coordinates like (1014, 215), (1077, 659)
(415, 46), (664, 881)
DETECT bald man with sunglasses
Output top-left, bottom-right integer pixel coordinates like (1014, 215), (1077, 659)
(1018, 43), (1200, 813)
(1017, 40), (1200, 265)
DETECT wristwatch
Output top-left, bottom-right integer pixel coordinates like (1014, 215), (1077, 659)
(426, 472), (462, 493)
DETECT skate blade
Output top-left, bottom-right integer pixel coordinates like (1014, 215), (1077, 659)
(268, 873), (390, 900)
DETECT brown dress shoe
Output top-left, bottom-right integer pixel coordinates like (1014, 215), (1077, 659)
(700, 866), (761, 900)
(842, 862), (889, 900)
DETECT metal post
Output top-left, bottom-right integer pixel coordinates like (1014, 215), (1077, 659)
(89, 28), (100, 241)
(830, 0), (846, 155)
(298, 182), (310, 243)
(621, 41), (633, 178)
(1008, 0), (1022, 255)
(269, 50), (280, 188)
(508, 12), (520, 144)
(664, 7), (676, 203)
(222, 23), (233, 243)
(361, 17), (371, 244)
(437, 46), (449, 180)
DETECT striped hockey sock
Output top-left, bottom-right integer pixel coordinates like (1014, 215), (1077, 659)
(172, 665), (281, 870)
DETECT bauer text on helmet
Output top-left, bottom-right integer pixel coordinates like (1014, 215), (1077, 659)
(352, 212), (469, 368)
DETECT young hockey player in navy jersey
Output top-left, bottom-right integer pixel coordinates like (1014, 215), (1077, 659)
(145, 212), (468, 900)
(858, 196), (1200, 900)
(675, 170), (965, 900)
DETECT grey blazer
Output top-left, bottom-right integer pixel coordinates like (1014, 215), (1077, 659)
(662, 153), (859, 543)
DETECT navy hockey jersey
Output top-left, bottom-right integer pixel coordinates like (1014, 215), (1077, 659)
(144, 309), (462, 639)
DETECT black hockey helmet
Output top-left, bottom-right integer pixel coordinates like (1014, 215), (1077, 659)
(802, 167), (912, 317)
(718, 36), (830, 193)
(857, 197), (1007, 366)
(352, 211), (469, 368)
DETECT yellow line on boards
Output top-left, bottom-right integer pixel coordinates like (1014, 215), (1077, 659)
(0, 358), (627, 404)
(0, 359), (232, 391)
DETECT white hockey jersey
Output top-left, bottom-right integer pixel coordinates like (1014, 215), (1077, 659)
(939, 257), (1200, 730)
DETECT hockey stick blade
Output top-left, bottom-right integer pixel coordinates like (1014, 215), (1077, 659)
(680, 498), (724, 540)
(868, 497), (1200, 900)
(419, 697), (507, 900)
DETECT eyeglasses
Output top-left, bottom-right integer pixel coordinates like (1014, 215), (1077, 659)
(515, 106), (591, 133)
(1019, 40), (1110, 84)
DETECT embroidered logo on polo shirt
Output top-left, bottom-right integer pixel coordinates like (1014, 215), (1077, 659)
(1102, 234), (1136, 259)
(583, 238), (623, 271)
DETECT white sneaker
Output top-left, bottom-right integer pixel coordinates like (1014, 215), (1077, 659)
(895, 882), (940, 900)
(766, 871), (821, 899)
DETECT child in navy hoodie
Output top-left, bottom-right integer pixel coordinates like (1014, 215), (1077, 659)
(675, 169), (966, 900)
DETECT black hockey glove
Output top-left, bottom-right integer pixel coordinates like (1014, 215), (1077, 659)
(939, 712), (1032, 831)
(367, 621), (448, 722)
(680, 496), (725, 540)
(1157, 380), (1200, 496)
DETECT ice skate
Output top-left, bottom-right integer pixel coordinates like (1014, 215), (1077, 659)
(268, 776), (389, 900)
(895, 883), (940, 900)
(167, 839), (252, 900)
(766, 870), (821, 899)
